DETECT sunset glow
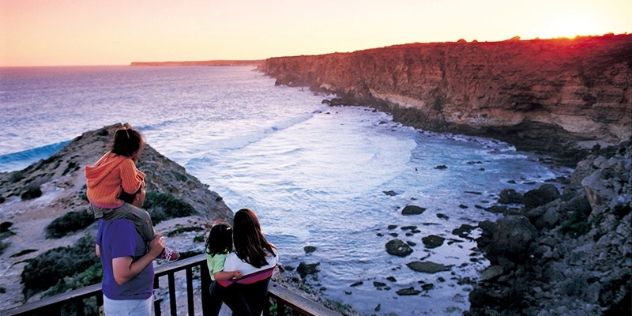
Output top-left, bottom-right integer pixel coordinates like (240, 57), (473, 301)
(0, 0), (630, 67)
(539, 11), (603, 39)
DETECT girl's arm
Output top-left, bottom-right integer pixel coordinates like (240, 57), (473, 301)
(213, 270), (243, 281)
(119, 159), (145, 194)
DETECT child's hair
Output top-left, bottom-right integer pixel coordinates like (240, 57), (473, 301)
(110, 123), (144, 159)
(232, 208), (276, 268)
(205, 221), (233, 256)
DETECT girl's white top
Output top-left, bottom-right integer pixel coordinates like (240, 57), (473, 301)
(223, 249), (278, 276)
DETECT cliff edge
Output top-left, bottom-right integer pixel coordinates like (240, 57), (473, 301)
(259, 34), (632, 165)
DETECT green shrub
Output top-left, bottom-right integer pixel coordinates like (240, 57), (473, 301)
(10, 249), (37, 258)
(172, 171), (188, 182)
(43, 262), (102, 298)
(41, 154), (60, 165)
(562, 212), (591, 238)
(21, 234), (98, 300)
(78, 185), (88, 202)
(193, 234), (205, 243)
(178, 250), (204, 260)
(46, 211), (96, 239)
(21, 185), (42, 200)
(144, 192), (197, 225)
(10, 170), (25, 183)
(62, 161), (80, 176)
(166, 225), (204, 237)
(0, 221), (15, 239)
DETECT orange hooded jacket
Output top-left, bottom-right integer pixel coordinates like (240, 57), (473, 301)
(84, 152), (145, 208)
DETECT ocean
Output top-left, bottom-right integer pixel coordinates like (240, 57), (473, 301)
(0, 66), (572, 315)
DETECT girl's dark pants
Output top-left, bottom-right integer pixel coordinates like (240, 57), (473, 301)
(207, 278), (271, 316)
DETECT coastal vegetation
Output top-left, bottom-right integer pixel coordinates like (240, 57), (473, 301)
(0, 222), (14, 256)
(143, 191), (198, 224)
(45, 211), (95, 239)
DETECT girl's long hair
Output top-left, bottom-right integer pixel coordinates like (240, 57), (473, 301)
(110, 123), (144, 159)
(205, 222), (233, 256)
(232, 208), (276, 268)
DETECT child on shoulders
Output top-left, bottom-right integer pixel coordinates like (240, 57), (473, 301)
(85, 123), (179, 262)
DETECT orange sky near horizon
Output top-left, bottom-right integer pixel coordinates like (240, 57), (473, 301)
(1, 0), (630, 67)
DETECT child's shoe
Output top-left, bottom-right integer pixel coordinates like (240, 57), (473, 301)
(157, 247), (180, 262)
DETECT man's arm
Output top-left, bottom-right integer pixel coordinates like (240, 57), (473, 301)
(112, 235), (164, 285)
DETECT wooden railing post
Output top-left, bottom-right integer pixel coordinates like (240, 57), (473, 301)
(186, 267), (194, 316)
(154, 274), (162, 315)
(168, 273), (177, 316)
(200, 259), (212, 316)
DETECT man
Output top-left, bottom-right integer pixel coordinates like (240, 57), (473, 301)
(96, 185), (164, 315)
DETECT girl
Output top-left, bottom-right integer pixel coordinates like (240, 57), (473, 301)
(209, 209), (278, 316)
(85, 123), (178, 262)
(205, 220), (242, 315)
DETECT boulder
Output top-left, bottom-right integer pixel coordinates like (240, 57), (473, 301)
(396, 287), (421, 296)
(498, 189), (524, 204)
(401, 205), (426, 215)
(523, 184), (560, 210)
(421, 235), (445, 249)
(582, 167), (618, 216)
(477, 215), (538, 263)
(296, 262), (320, 279)
(406, 261), (452, 273)
(480, 265), (504, 281)
(385, 239), (413, 257)
(452, 224), (476, 238)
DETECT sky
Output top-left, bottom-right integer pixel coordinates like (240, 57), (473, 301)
(1, 0), (630, 67)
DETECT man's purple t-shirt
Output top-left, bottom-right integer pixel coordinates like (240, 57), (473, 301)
(97, 219), (154, 300)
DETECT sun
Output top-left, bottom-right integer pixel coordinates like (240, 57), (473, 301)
(540, 11), (601, 39)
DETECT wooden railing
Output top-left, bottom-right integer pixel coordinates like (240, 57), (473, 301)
(0, 254), (340, 316)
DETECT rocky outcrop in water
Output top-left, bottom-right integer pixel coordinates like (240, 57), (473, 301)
(467, 139), (631, 315)
(259, 34), (632, 166)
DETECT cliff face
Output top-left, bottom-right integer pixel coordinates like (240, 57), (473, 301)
(260, 34), (632, 163)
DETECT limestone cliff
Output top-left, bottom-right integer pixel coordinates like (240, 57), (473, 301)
(259, 34), (632, 164)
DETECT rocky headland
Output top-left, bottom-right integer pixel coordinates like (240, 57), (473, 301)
(0, 123), (233, 310)
(258, 34), (632, 166)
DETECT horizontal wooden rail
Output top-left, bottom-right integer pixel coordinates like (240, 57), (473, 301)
(0, 254), (340, 316)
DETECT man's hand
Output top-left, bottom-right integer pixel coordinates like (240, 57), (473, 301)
(149, 234), (166, 258)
